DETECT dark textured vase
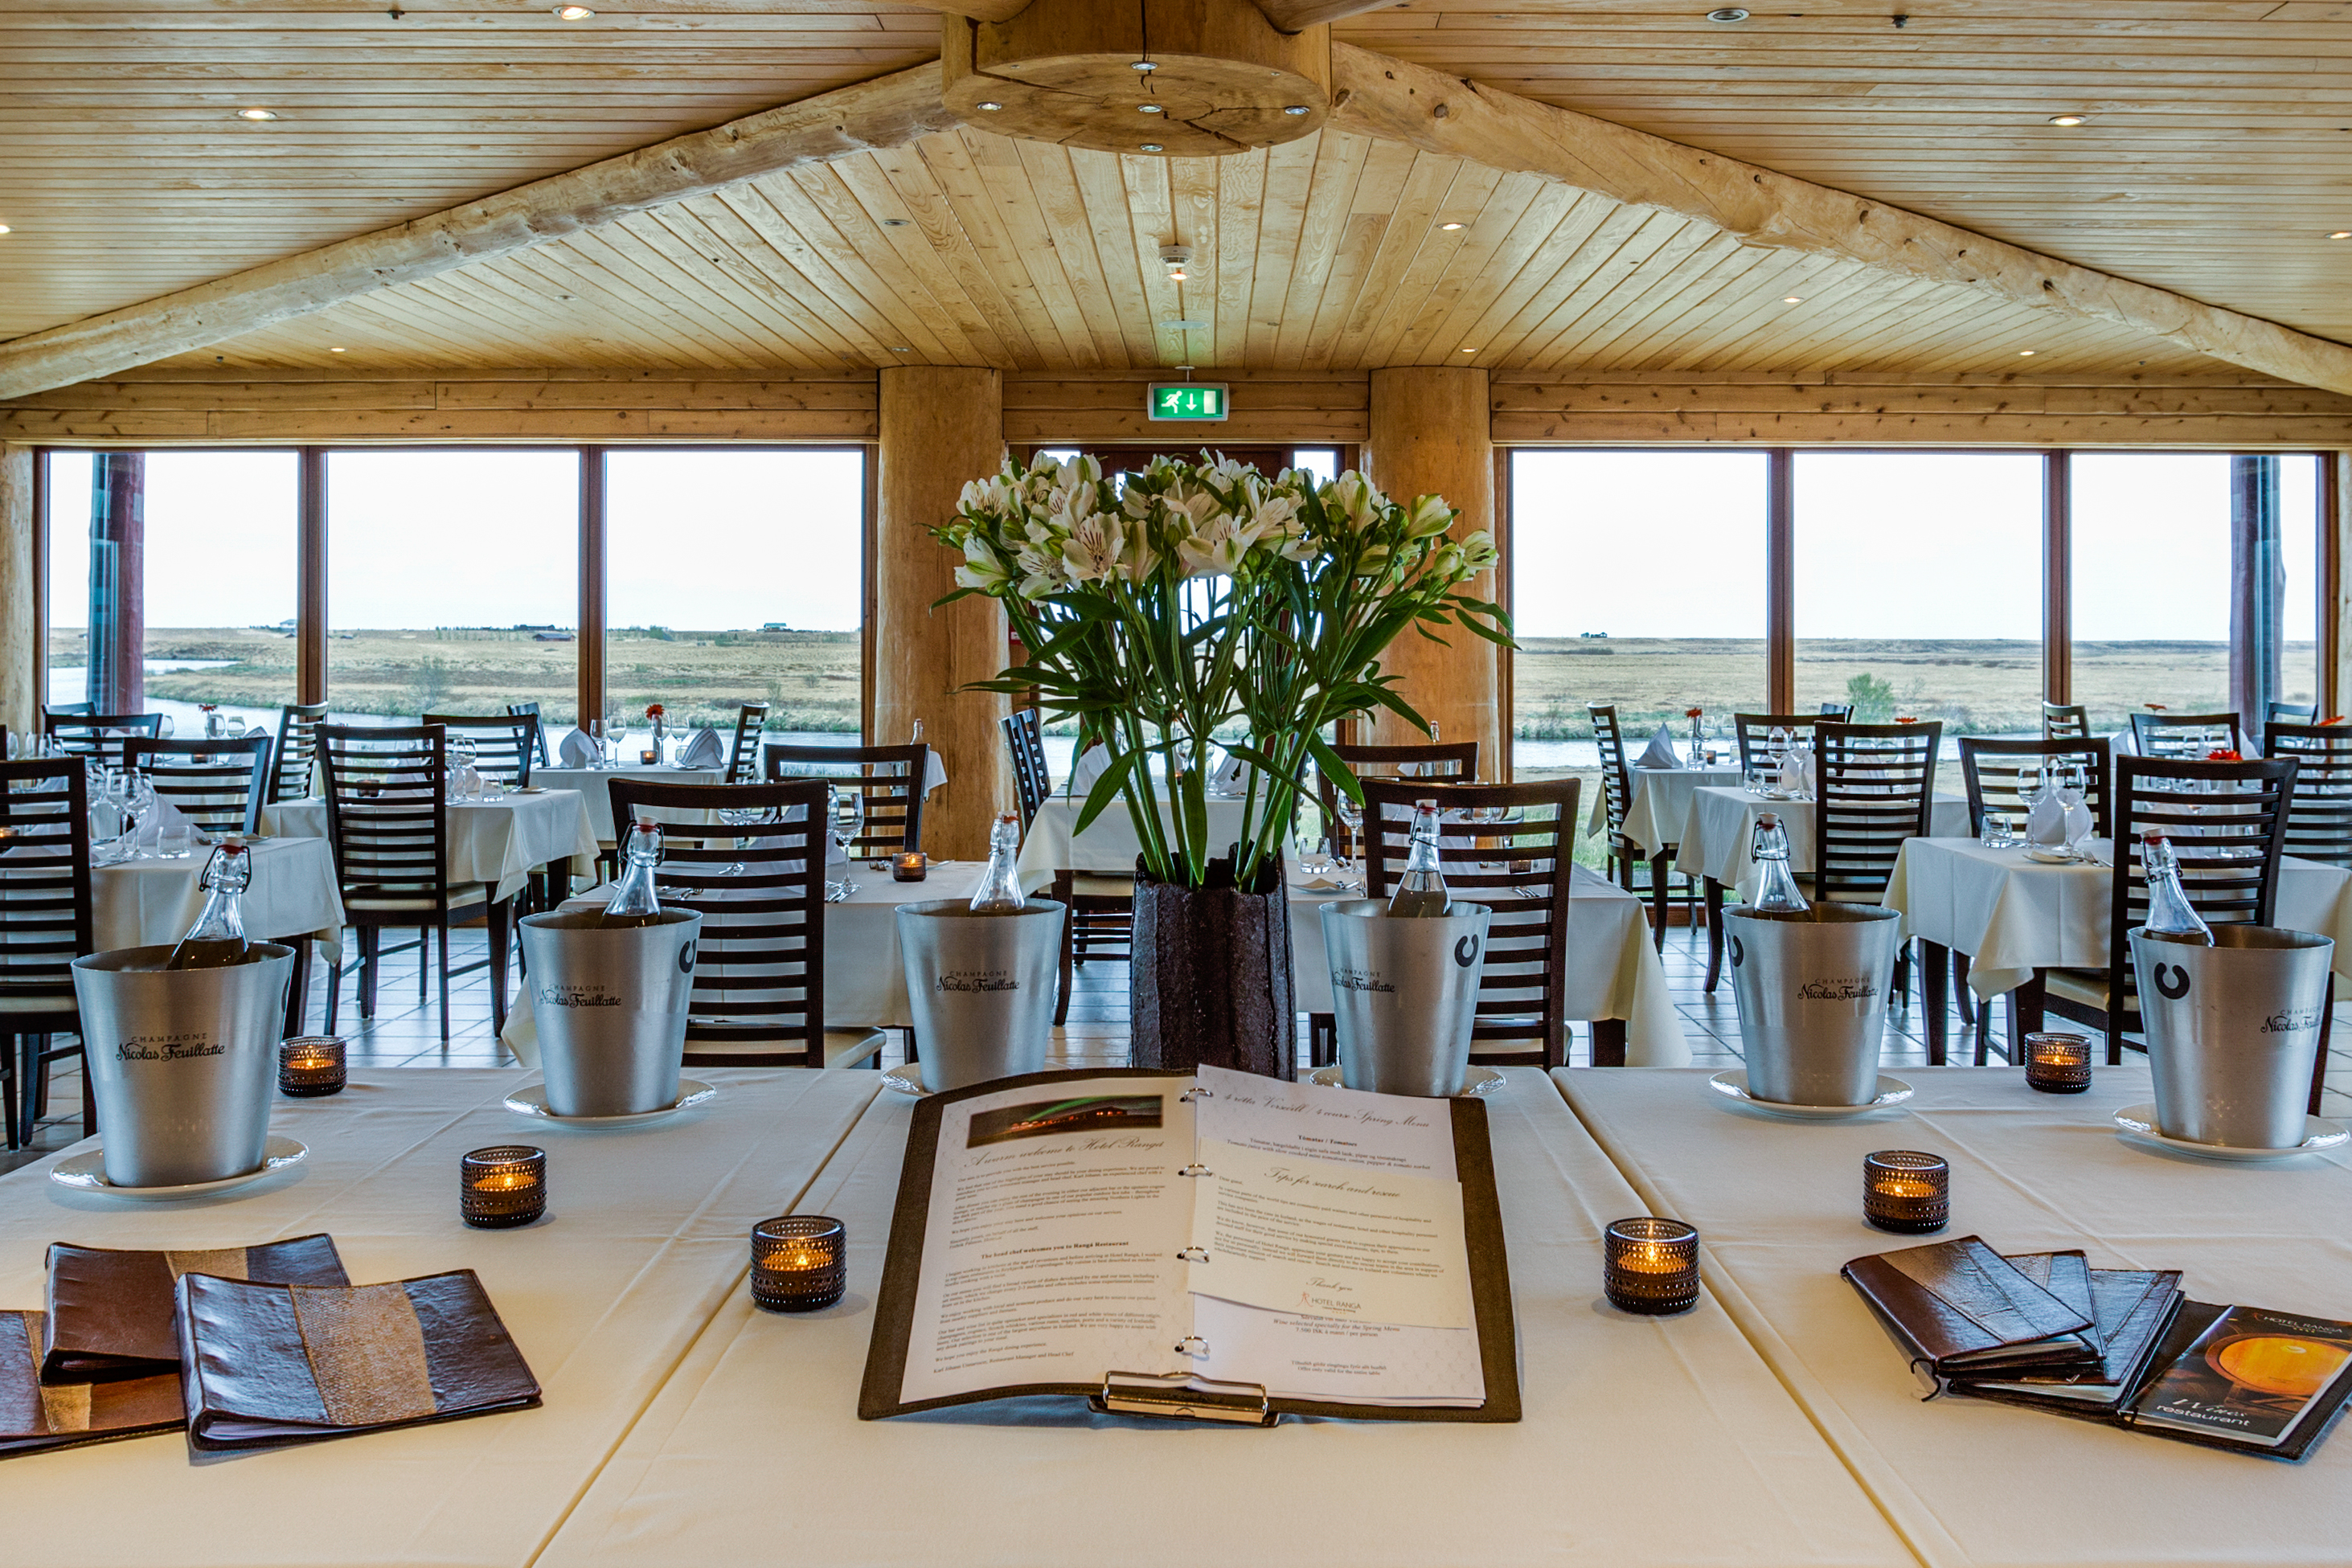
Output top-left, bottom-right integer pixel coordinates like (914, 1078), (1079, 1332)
(1129, 851), (1295, 1079)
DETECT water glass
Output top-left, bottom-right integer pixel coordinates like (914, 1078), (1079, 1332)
(1981, 812), (2014, 849)
(156, 813), (193, 859)
(1747, 767), (1772, 796)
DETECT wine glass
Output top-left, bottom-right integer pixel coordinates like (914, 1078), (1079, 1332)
(830, 784), (866, 896)
(718, 801), (774, 878)
(1767, 726), (1790, 766)
(1334, 794), (1364, 890)
(123, 771), (156, 858)
(2057, 763), (2092, 860)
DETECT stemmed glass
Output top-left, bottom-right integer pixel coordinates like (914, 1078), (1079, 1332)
(1334, 795), (1364, 892)
(717, 802), (774, 878)
(2057, 762), (2092, 860)
(121, 770), (155, 858)
(830, 784), (866, 898)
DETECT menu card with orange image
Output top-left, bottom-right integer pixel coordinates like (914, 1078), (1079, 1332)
(2129, 1304), (2352, 1459)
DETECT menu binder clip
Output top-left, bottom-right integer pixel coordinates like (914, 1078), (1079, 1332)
(1176, 1246), (1210, 1263)
(1092, 1371), (1275, 1427)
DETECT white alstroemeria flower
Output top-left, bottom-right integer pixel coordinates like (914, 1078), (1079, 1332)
(1404, 493), (1454, 539)
(955, 534), (1014, 592)
(1457, 529), (1498, 574)
(1177, 512), (1253, 578)
(1062, 512), (1133, 583)
(1014, 540), (1067, 599)
(1322, 472), (1384, 530)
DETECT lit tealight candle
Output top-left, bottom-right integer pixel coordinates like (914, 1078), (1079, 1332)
(461, 1145), (547, 1228)
(1863, 1150), (1949, 1234)
(891, 851), (929, 882)
(750, 1215), (846, 1312)
(277, 1034), (346, 1097)
(2022, 1031), (2094, 1095)
(1604, 1217), (1699, 1315)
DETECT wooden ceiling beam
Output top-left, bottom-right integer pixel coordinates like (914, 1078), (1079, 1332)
(1252, 0), (1402, 31)
(0, 62), (958, 401)
(1325, 41), (2352, 398)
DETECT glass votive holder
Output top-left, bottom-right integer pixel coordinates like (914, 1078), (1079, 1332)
(2022, 1031), (2094, 1094)
(891, 851), (929, 882)
(1603, 1217), (1700, 1316)
(277, 1034), (347, 1097)
(750, 1215), (847, 1312)
(1863, 1151), (1950, 1234)
(461, 1145), (547, 1229)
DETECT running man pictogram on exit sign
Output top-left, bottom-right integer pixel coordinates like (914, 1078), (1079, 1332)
(1146, 383), (1229, 421)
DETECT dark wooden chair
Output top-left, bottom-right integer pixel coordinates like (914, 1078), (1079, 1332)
(0, 759), (96, 1148)
(605, 777), (884, 1069)
(2040, 755), (2295, 1066)
(1818, 703), (1856, 719)
(43, 711), (162, 758)
(1588, 702), (1698, 952)
(2265, 723), (2352, 1111)
(1003, 709), (1052, 831)
(121, 734), (272, 837)
(2130, 710), (2245, 760)
(727, 702), (770, 784)
(1805, 721), (1942, 1050)
(2268, 701), (2318, 727)
(1315, 739), (1478, 863)
(508, 702), (555, 769)
(764, 742), (928, 859)
(1957, 736), (2112, 841)
(421, 711), (539, 789)
(268, 702), (329, 804)
(318, 724), (510, 1041)
(1732, 713), (1831, 773)
(1346, 777), (1585, 1068)
(1006, 714), (1127, 1025)
(2042, 702), (2090, 740)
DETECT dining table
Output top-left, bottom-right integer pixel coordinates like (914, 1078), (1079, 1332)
(1014, 792), (1251, 880)
(264, 788), (600, 909)
(1558, 1065), (2352, 1568)
(532, 765), (723, 841)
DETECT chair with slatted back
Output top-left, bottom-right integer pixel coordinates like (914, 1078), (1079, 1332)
(0, 760), (96, 1148)
(1732, 713), (1833, 774)
(762, 743), (928, 859)
(2043, 703), (2090, 740)
(1806, 722), (1942, 1047)
(1005, 714), (1127, 1025)
(2268, 700), (2318, 727)
(2130, 710), (2245, 760)
(1957, 736), (2112, 841)
(727, 702), (770, 784)
(508, 702), (555, 769)
(1354, 777), (1582, 1069)
(421, 712), (538, 790)
(1002, 710), (1051, 831)
(318, 724), (510, 1041)
(1588, 704), (1643, 895)
(2040, 755), (2296, 1066)
(43, 712), (162, 759)
(1817, 703), (1856, 720)
(2265, 723), (2351, 1111)
(605, 777), (883, 1070)
(1314, 740), (1478, 863)
(268, 702), (329, 804)
(121, 735), (272, 837)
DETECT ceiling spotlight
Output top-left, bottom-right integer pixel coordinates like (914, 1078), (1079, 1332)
(1139, 103), (1164, 114)
(552, 5), (594, 18)
(1141, 142), (1163, 153)
(1459, 346), (1478, 354)
(236, 108), (278, 121)
(0, 225), (11, 235)
(2047, 114), (2088, 126)
(1782, 295), (1803, 304)
(1130, 59), (1157, 73)
(2018, 349), (2038, 356)
(2330, 231), (2352, 240)
(1706, 6), (1749, 20)
(1169, 268), (1187, 281)
(1440, 221), (1465, 231)
(1282, 104), (1311, 116)
(329, 346), (346, 354)
(976, 100), (1003, 112)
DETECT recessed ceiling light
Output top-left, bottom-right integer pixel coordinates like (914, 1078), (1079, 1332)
(976, 100), (1002, 112)
(1141, 143), (1163, 153)
(2047, 114), (2088, 126)
(1169, 268), (1187, 280)
(2330, 231), (2352, 239)
(1706, 6), (1749, 20)
(236, 108), (278, 121)
(890, 346), (912, 353)
(1140, 103), (1164, 114)
(2018, 349), (2037, 356)
(1130, 59), (1156, 73)
(0, 225), (11, 235)
(1440, 221), (1465, 231)
(329, 346), (346, 353)
(1459, 346), (1478, 354)
(1782, 295), (1803, 304)
(881, 218), (910, 227)
(551, 5), (593, 18)
(1282, 104), (1310, 116)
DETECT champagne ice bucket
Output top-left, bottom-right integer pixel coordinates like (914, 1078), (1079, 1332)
(518, 910), (703, 1116)
(896, 899), (1065, 1091)
(1317, 900), (1493, 1097)
(2130, 925), (2334, 1148)
(71, 944), (296, 1188)
(1724, 904), (1903, 1106)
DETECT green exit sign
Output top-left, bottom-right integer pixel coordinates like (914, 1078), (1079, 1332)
(1147, 383), (1229, 421)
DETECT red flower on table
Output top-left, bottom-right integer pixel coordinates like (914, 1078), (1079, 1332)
(2144, 702), (2168, 711)
(645, 703), (665, 719)
(2206, 749), (2241, 762)
(1683, 706), (1703, 719)
(1895, 715), (1918, 724)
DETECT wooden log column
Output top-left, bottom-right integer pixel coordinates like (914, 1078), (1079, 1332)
(0, 444), (35, 742)
(1363, 366), (1500, 773)
(875, 366), (1010, 861)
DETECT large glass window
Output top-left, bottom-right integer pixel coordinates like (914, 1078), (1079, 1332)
(1510, 450), (1769, 784)
(2071, 454), (2232, 731)
(604, 450), (864, 750)
(43, 450), (299, 733)
(2277, 455), (2322, 721)
(326, 451), (579, 723)
(1795, 453), (2043, 739)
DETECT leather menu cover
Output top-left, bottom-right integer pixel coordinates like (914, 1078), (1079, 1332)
(43, 1234), (349, 1380)
(176, 1270), (539, 1452)
(0, 1311), (183, 1458)
(1842, 1235), (2096, 1382)
(2000, 1252), (2104, 1358)
(1955, 1267), (2185, 1415)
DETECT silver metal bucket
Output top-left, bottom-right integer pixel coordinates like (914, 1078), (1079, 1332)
(71, 944), (295, 1188)
(2130, 925), (2334, 1148)
(1725, 904), (1903, 1106)
(896, 899), (1066, 1091)
(518, 910), (703, 1116)
(1318, 900), (1494, 1097)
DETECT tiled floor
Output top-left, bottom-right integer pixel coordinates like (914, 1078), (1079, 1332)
(11, 918), (2348, 1173)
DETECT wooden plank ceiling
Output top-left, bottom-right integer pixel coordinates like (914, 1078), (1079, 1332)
(2, 1), (2347, 379)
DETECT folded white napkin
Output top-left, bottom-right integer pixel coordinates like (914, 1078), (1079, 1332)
(1210, 747), (1252, 797)
(1067, 743), (1110, 796)
(2026, 792), (2067, 846)
(922, 750), (948, 796)
(676, 726), (724, 769)
(557, 727), (597, 768)
(1776, 747), (1811, 796)
(1636, 725), (1682, 770)
(138, 793), (191, 851)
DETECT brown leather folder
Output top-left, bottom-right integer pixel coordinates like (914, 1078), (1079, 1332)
(1842, 1235), (2098, 1388)
(0, 1310), (183, 1458)
(43, 1234), (350, 1380)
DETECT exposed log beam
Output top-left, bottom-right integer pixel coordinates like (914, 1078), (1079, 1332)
(1326, 41), (2352, 399)
(890, 0), (1030, 19)
(0, 63), (958, 401)
(1253, 0), (1399, 29)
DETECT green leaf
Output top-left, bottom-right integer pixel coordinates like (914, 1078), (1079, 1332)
(1070, 750), (1137, 837)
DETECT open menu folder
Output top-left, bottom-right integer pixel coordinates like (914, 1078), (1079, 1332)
(859, 1066), (1519, 1424)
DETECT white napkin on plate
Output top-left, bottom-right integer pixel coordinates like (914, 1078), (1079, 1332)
(1067, 743), (1110, 797)
(557, 727), (597, 768)
(1636, 726), (1681, 770)
(1776, 746), (1811, 796)
(2026, 791), (2067, 847)
(676, 726), (724, 769)
(139, 794), (191, 852)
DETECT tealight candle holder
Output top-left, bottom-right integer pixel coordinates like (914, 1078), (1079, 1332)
(2022, 1031), (2094, 1094)
(750, 1215), (846, 1312)
(277, 1034), (346, 1097)
(461, 1145), (547, 1229)
(1863, 1151), (1949, 1234)
(891, 851), (929, 882)
(1603, 1216), (1700, 1316)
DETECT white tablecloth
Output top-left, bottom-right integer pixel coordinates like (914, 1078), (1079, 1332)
(1886, 837), (2352, 998)
(264, 791), (601, 907)
(0, 1067), (882, 1568)
(1588, 764), (1743, 854)
(530, 1071), (1916, 1568)
(1289, 865), (1687, 1066)
(1677, 785), (1973, 902)
(1557, 1066), (2352, 1568)
(534, 766), (723, 841)
(1017, 795), (1252, 878)
(92, 836), (346, 963)
(498, 861), (990, 1061)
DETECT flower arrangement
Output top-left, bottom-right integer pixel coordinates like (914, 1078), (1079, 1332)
(936, 451), (1511, 889)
